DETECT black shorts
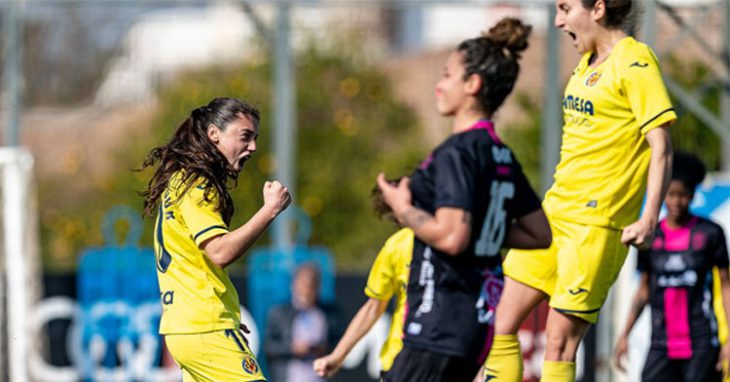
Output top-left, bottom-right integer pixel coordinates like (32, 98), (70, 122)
(642, 347), (721, 382)
(383, 346), (481, 382)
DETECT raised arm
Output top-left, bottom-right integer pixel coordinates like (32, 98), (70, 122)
(376, 174), (470, 256)
(202, 181), (291, 268)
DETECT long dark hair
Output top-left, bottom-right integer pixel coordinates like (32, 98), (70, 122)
(457, 17), (532, 116)
(140, 97), (260, 224)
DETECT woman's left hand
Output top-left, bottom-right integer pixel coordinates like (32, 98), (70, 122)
(621, 219), (655, 251)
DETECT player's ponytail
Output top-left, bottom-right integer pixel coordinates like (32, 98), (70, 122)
(457, 17), (532, 116)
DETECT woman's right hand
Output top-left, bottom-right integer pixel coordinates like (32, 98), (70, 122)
(263, 180), (291, 216)
(613, 335), (629, 373)
(376, 173), (412, 217)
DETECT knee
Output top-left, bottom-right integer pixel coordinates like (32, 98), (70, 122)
(544, 332), (577, 362)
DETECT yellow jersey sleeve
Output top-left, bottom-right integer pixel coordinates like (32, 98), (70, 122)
(619, 45), (676, 135)
(365, 228), (413, 300)
(177, 181), (229, 247)
(365, 240), (398, 300)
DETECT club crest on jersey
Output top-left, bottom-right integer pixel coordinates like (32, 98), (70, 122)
(692, 232), (706, 250)
(242, 355), (259, 375)
(585, 71), (601, 87)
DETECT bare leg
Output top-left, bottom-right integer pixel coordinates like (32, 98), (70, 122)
(484, 277), (548, 382)
(494, 276), (548, 335)
(544, 308), (590, 362)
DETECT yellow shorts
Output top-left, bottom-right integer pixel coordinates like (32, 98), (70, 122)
(165, 329), (266, 382)
(503, 216), (628, 323)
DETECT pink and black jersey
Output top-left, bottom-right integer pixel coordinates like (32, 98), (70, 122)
(402, 120), (542, 361)
(638, 216), (729, 358)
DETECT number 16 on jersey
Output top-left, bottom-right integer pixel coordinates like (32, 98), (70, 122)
(475, 181), (515, 257)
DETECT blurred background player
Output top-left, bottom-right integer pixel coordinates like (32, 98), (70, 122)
(313, 178), (414, 380)
(613, 151), (730, 382)
(265, 264), (335, 382)
(377, 17), (551, 382)
(485, 1), (675, 380)
(140, 97), (291, 382)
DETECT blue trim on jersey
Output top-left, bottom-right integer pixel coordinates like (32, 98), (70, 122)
(193, 225), (228, 242)
(155, 206), (172, 273)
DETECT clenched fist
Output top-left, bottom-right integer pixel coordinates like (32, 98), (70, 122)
(263, 180), (291, 216)
(313, 354), (344, 378)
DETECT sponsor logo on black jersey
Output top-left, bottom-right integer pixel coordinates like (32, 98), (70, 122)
(492, 146), (512, 164)
(658, 270), (698, 287)
(415, 248), (435, 318)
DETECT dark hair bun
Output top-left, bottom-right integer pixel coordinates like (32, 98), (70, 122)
(485, 18), (532, 58)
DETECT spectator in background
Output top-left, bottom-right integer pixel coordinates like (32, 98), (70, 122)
(265, 264), (332, 382)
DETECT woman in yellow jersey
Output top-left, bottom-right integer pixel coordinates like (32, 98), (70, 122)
(313, 179), (413, 380)
(484, 1), (675, 381)
(140, 97), (291, 382)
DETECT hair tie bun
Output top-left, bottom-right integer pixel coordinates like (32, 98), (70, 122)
(484, 17), (532, 58)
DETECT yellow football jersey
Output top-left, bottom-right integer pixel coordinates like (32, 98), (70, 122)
(154, 171), (240, 334)
(545, 37), (676, 229)
(364, 228), (413, 371)
(713, 267), (730, 381)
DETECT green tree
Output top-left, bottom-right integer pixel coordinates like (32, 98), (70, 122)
(664, 55), (723, 171)
(498, 93), (543, 191)
(39, 44), (425, 272)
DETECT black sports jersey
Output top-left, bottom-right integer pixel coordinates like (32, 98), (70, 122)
(638, 216), (729, 358)
(402, 120), (541, 361)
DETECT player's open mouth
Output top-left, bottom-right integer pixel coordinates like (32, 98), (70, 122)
(566, 31), (577, 42)
(237, 154), (251, 169)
